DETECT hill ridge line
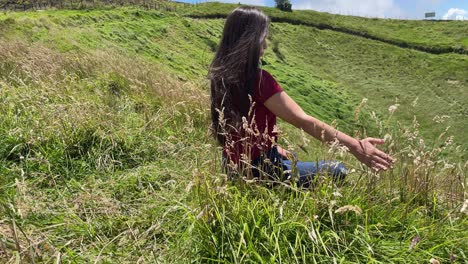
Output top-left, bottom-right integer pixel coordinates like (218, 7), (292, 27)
(184, 13), (468, 56)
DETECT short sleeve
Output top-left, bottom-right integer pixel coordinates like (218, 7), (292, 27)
(254, 70), (284, 104)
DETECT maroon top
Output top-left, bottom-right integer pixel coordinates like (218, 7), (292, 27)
(224, 69), (284, 165)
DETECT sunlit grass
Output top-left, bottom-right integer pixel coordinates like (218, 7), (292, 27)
(0, 6), (466, 263)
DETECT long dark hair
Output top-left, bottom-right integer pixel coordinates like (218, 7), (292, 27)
(209, 6), (270, 145)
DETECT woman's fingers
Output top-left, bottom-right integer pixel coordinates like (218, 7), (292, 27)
(370, 161), (384, 172)
(372, 155), (390, 168)
(358, 137), (396, 171)
(374, 148), (395, 164)
(365, 138), (396, 164)
(366, 137), (385, 145)
(370, 160), (388, 172)
(376, 161), (388, 171)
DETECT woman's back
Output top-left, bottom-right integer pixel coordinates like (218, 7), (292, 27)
(223, 69), (283, 165)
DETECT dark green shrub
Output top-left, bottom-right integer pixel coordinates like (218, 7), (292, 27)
(275, 0), (292, 12)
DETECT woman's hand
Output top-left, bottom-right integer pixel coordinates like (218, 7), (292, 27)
(263, 92), (395, 171)
(276, 145), (296, 161)
(351, 138), (395, 172)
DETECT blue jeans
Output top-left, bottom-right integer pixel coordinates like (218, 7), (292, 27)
(282, 159), (347, 188)
(225, 146), (347, 188)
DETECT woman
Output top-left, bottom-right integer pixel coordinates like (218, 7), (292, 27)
(209, 6), (395, 187)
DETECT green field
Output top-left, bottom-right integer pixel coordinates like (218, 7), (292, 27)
(0, 4), (467, 263)
(182, 2), (468, 54)
(181, 3), (468, 150)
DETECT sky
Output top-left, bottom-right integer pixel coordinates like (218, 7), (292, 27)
(174, 0), (468, 20)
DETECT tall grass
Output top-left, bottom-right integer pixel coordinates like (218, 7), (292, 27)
(0, 13), (467, 264)
(188, 101), (467, 263)
(0, 40), (208, 262)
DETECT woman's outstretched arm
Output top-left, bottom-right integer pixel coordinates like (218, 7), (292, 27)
(264, 91), (395, 172)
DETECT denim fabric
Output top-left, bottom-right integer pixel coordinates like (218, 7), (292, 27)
(282, 159), (347, 188)
(223, 146), (347, 187)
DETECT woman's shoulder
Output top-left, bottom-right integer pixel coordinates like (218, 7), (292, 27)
(256, 69), (277, 86)
(254, 69), (283, 103)
(259, 69), (274, 80)
(259, 69), (281, 88)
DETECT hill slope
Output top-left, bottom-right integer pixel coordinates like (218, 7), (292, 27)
(2, 6), (466, 149)
(179, 3), (468, 151)
(181, 2), (468, 54)
(0, 6), (467, 263)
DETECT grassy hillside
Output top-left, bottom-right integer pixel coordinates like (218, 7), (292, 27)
(265, 21), (468, 152)
(2, 6), (466, 150)
(180, 3), (468, 151)
(0, 6), (467, 263)
(181, 2), (468, 54)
